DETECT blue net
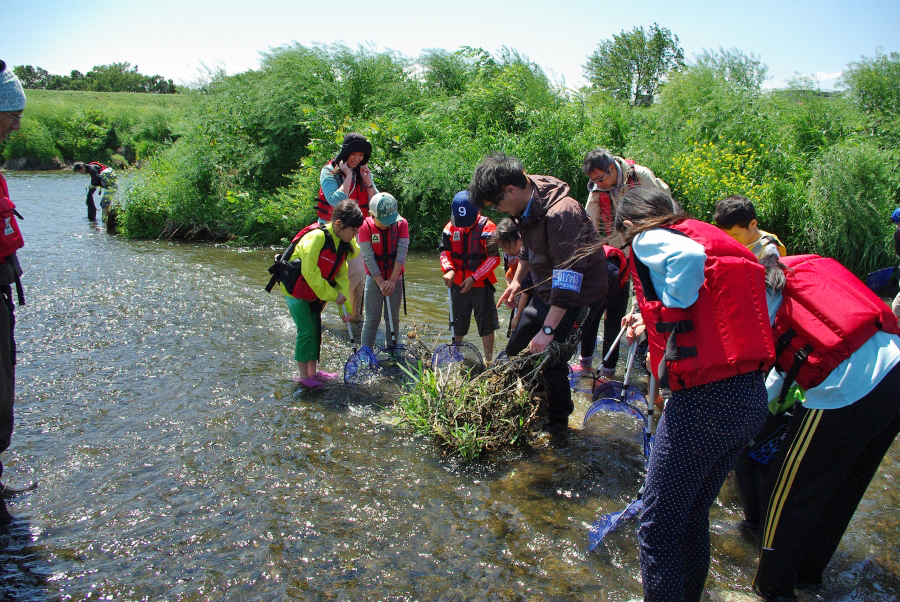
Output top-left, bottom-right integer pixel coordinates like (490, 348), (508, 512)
(585, 381), (653, 459)
(343, 346), (379, 385)
(374, 344), (420, 383)
(430, 341), (483, 372)
(747, 414), (792, 465)
(592, 380), (651, 412)
(587, 498), (642, 552)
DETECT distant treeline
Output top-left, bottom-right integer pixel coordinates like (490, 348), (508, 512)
(13, 62), (176, 94)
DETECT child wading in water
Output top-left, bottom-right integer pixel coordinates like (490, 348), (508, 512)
(280, 200), (363, 388)
(439, 191), (501, 362)
(357, 193), (409, 349)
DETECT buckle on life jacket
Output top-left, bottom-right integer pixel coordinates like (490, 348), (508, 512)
(775, 328), (796, 359)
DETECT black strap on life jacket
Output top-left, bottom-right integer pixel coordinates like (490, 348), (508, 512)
(373, 223), (398, 275)
(773, 328), (813, 405)
(655, 319), (697, 398)
(450, 228), (476, 270)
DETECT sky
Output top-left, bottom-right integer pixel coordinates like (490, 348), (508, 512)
(5, 0), (900, 91)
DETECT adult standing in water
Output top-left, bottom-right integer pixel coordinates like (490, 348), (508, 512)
(577, 148), (670, 377)
(73, 161), (113, 223)
(468, 153), (607, 429)
(317, 133), (377, 328)
(0, 61), (30, 522)
(616, 187), (774, 602)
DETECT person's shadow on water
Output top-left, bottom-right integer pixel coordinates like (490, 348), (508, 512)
(0, 504), (50, 600)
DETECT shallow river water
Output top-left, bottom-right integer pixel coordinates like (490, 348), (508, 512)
(1, 171), (899, 601)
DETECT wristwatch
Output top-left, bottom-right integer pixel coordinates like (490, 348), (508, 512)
(542, 325), (555, 336)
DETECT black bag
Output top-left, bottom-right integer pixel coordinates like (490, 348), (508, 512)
(265, 239), (302, 295)
(265, 229), (351, 300)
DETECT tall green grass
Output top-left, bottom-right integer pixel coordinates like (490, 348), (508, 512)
(2, 89), (195, 166)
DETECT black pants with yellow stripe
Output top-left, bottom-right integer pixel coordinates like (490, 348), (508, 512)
(753, 362), (900, 598)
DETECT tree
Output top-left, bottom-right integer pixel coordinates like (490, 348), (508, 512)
(583, 23), (684, 105)
(12, 65), (51, 89)
(420, 49), (473, 95)
(694, 47), (768, 92)
(839, 49), (900, 116)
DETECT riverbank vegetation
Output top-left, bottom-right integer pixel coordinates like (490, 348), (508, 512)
(4, 39), (899, 277)
(1, 89), (194, 169)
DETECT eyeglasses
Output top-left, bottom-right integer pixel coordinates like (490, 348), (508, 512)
(485, 194), (505, 210)
(589, 165), (614, 186)
(3, 112), (22, 123)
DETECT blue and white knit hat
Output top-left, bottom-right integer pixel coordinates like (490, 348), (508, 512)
(0, 62), (26, 112)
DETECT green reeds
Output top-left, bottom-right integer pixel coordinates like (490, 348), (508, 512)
(394, 351), (550, 461)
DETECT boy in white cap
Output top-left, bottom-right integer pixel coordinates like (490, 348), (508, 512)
(357, 192), (410, 349)
(0, 60), (31, 521)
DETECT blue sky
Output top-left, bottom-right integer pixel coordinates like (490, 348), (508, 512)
(6, 0), (899, 90)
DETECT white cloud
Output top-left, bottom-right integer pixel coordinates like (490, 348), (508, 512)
(815, 71), (844, 82)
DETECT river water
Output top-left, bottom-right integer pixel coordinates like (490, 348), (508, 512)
(1, 171), (899, 601)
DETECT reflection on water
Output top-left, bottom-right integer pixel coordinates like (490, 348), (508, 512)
(1, 172), (898, 600)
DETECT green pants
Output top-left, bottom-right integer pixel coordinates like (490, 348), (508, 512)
(284, 295), (320, 362)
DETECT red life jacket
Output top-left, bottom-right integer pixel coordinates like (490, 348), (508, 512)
(595, 159), (640, 235)
(631, 219), (775, 395)
(447, 215), (497, 286)
(89, 161), (110, 172)
(316, 163), (370, 221)
(603, 244), (629, 289)
(0, 173), (24, 260)
(368, 220), (403, 279)
(284, 223), (351, 301)
(772, 254), (900, 394)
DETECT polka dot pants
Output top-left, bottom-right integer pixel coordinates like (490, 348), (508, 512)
(639, 371), (768, 602)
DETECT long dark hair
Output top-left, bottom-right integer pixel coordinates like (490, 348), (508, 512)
(614, 187), (688, 244)
(328, 133), (372, 187)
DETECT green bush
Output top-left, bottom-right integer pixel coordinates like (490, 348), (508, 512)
(2, 89), (192, 165)
(1, 116), (58, 162)
(794, 140), (900, 275)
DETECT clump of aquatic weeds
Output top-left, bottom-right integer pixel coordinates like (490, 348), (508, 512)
(393, 341), (575, 461)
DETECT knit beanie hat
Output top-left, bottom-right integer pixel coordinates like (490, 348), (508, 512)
(333, 132), (372, 166)
(0, 62), (26, 112)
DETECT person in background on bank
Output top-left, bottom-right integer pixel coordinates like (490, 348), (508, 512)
(751, 253), (900, 600)
(0, 61), (30, 522)
(317, 133), (377, 327)
(892, 208), (900, 318)
(714, 195), (787, 260)
(357, 192), (409, 350)
(281, 200), (362, 389)
(580, 149), (669, 375)
(439, 191), (501, 363)
(73, 161), (114, 224)
(494, 218), (532, 333)
(616, 187), (774, 602)
(583, 148), (670, 248)
(469, 153), (607, 429)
